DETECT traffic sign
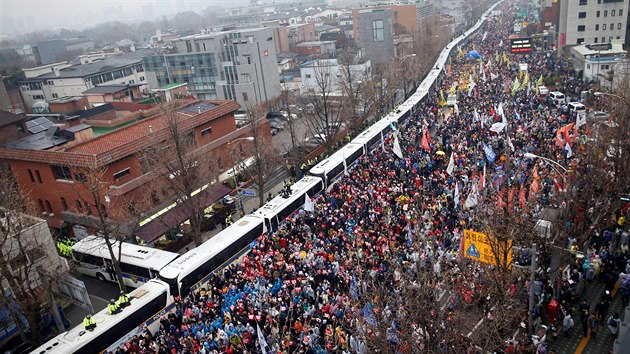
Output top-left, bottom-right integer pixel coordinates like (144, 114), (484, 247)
(238, 188), (257, 197)
(462, 229), (512, 266)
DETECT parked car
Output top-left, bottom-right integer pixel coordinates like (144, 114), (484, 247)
(268, 120), (284, 131)
(304, 133), (326, 148)
(589, 110), (610, 122)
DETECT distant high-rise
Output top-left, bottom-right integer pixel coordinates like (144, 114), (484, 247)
(557, 0), (628, 55)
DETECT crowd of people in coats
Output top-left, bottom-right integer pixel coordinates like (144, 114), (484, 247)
(110, 2), (628, 353)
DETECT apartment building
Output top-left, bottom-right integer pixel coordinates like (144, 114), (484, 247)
(558, 0), (628, 54)
(143, 28), (280, 108)
(18, 50), (150, 113)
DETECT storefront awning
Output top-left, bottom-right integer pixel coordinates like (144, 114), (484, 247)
(134, 184), (232, 243)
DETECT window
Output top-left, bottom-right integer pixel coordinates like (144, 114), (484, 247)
(587, 64), (591, 69)
(612, 10), (615, 16)
(577, 38), (585, 44)
(577, 25), (586, 32)
(51, 165), (72, 180)
(46, 80), (54, 85)
(579, 0), (587, 4)
(618, 23), (622, 30)
(15, 123), (24, 134)
(139, 76), (145, 81)
(602, 64), (610, 70)
(597, 10), (601, 17)
(113, 167), (131, 180)
(32, 95), (44, 100)
(51, 93), (58, 98)
(305, 74), (311, 79)
(201, 127), (212, 136)
(372, 19), (385, 42)
(611, 23), (614, 30)
(242, 92), (248, 101)
(603, 24), (607, 30)
(35, 170), (42, 183)
(619, 9), (623, 17)
(74, 172), (86, 182)
(604, 10), (608, 17)
(609, 36), (613, 42)
(602, 36), (606, 42)
(594, 37), (599, 43)
(60, 197), (68, 211)
(579, 12), (587, 18)
(45, 200), (52, 213)
(596, 24), (599, 30)
(27, 169), (34, 183)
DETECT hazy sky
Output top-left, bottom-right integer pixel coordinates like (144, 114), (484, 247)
(1, 0), (238, 34)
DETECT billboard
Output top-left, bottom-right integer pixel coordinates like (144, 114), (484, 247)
(462, 229), (513, 266)
(510, 37), (532, 53)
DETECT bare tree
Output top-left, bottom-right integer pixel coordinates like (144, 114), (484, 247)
(0, 168), (67, 346)
(337, 52), (372, 131)
(279, 83), (300, 156)
(302, 62), (346, 151)
(240, 102), (282, 208)
(138, 104), (222, 247)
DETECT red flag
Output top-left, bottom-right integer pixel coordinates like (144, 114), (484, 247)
(421, 130), (430, 152)
(530, 166), (540, 194)
(426, 129), (432, 144)
(519, 186), (526, 209)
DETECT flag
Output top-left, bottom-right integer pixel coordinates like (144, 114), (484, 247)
(465, 183), (479, 208)
(576, 111), (586, 128)
(350, 275), (358, 300)
(421, 130), (430, 152)
(529, 166), (540, 194)
(483, 143), (496, 163)
(393, 135), (403, 159)
(490, 71), (498, 80)
(490, 122), (507, 133)
(482, 31), (488, 41)
(458, 46), (464, 58)
(440, 89), (445, 103)
(499, 39), (503, 47)
(361, 304), (377, 326)
(523, 72), (529, 85)
(468, 79), (476, 97)
(482, 164), (487, 189)
(474, 108), (480, 123)
(514, 109), (520, 121)
(527, 81), (531, 95)
(508, 137), (515, 152)
(479, 57), (483, 75)
(454, 102), (460, 115)
(482, 67), (487, 82)
(512, 77), (520, 94)
(446, 152), (455, 176)
(537, 75), (543, 86)
(389, 121), (397, 132)
(304, 194), (315, 212)
(519, 186), (526, 209)
(454, 182), (460, 206)
(564, 142), (573, 158)
(497, 102), (505, 121)
(257, 324), (270, 354)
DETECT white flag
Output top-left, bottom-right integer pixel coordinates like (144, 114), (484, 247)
(465, 183), (479, 208)
(393, 135), (404, 159)
(490, 122), (507, 133)
(473, 108), (480, 123)
(257, 324), (269, 354)
(576, 111), (586, 128)
(490, 71), (498, 80)
(499, 39), (503, 47)
(446, 152), (455, 176)
(304, 194), (314, 212)
(508, 137), (515, 152)
(479, 58), (483, 75)
(454, 103), (460, 116)
(482, 31), (488, 41)
(468, 79), (476, 97)
(482, 164), (486, 189)
(497, 102), (505, 122)
(454, 182), (460, 206)
(482, 67), (487, 82)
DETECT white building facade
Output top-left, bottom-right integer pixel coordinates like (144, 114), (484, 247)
(300, 58), (371, 96)
(558, 0), (628, 55)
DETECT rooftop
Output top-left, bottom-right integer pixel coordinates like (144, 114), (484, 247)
(0, 110), (25, 128)
(572, 41), (626, 57)
(153, 82), (188, 91)
(296, 41), (336, 46)
(22, 49), (152, 81)
(83, 84), (141, 95)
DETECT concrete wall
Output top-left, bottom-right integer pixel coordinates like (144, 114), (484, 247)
(357, 9), (395, 65)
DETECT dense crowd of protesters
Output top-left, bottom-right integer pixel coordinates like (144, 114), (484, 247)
(110, 2), (629, 353)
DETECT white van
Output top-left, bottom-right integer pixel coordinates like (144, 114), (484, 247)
(567, 102), (586, 115)
(549, 91), (566, 106)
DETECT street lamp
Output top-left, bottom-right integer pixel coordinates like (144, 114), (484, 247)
(594, 91), (623, 99)
(523, 152), (567, 173)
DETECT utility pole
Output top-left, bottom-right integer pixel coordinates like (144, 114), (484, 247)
(528, 242), (537, 336)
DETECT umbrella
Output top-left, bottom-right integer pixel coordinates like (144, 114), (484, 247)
(436, 151), (446, 155)
(464, 50), (482, 60)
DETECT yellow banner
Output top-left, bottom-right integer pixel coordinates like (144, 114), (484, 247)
(463, 229), (513, 266)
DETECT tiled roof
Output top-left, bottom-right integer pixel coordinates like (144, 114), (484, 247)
(0, 100), (240, 167)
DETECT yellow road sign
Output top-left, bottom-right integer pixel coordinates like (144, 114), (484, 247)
(463, 229), (513, 266)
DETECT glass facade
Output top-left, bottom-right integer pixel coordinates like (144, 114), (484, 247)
(143, 53), (219, 95)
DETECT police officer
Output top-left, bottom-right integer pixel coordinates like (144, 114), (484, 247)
(83, 314), (96, 331)
(225, 214), (233, 227)
(117, 290), (130, 308)
(108, 299), (120, 315)
(300, 162), (307, 177)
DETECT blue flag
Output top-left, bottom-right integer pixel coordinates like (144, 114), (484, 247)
(483, 142), (496, 164)
(350, 275), (358, 300)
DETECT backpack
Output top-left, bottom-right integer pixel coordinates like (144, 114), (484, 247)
(609, 317), (618, 328)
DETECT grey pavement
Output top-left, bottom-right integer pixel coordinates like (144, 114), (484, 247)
(549, 278), (624, 354)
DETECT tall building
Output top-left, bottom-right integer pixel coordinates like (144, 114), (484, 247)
(352, 4), (418, 40)
(558, 0), (628, 55)
(144, 28), (280, 108)
(356, 9), (396, 65)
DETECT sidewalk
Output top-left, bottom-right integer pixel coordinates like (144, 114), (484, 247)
(549, 278), (624, 354)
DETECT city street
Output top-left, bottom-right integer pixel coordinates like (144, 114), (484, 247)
(61, 273), (123, 329)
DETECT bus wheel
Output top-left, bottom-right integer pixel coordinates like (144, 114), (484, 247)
(96, 273), (106, 282)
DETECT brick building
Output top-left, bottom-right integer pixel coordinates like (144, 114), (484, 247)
(0, 100), (267, 244)
(0, 110), (27, 145)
